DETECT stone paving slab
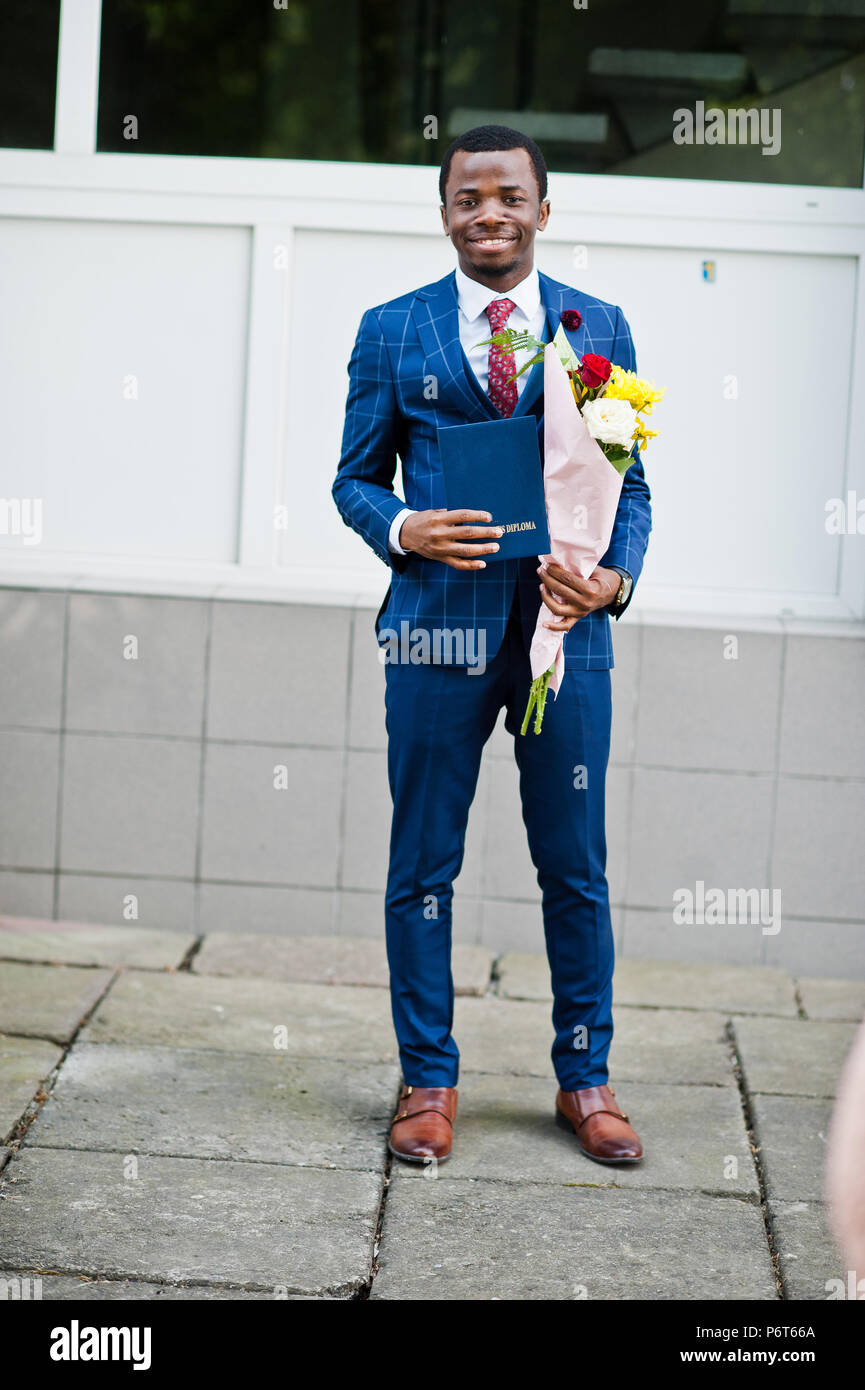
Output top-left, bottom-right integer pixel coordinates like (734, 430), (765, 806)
(0, 1035), (64, 1143)
(615, 959), (797, 1017)
(454, 996), (734, 1086)
(0, 1272), (339, 1300)
(733, 1016), (857, 1098)
(496, 954), (797, 1016)
(751, 1094), (832, 1203)
(29, 1043), (398, 1170)
(797, 976), (865, 1022)
(393, 1073), (758, 1195)
(0, 1147), (380, 1295)
(0, 915), (195, 971)
(1, 927), (844, 1302)
(494, 952), (551, 1001)
(372, 1176), (776, 1300)
(82, 970), (396, 1062)
(0, 962), (115, 1044)
(194, 932), (493, 997)
(769, 1201), (845, 1301)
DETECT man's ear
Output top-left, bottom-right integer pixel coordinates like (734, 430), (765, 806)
(440, 204), (449, 235)
(538, 199), (551, 231)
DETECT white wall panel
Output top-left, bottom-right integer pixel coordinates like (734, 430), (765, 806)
(0, 217), (250, 562)
(538, 240), (855, 600)
(283, 227), (855, 605)
(280, 228), (454, 575)
(0, 179), (858, 619)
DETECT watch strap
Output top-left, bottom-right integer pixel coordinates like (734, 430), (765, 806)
(608, 566), (633, 618)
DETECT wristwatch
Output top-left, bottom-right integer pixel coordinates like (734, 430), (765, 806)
(608, 567), (633, 619)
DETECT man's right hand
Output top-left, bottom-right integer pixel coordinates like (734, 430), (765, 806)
(399, 509), (503, 570)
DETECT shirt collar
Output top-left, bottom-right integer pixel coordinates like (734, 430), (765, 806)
(454, 263), (541, 323)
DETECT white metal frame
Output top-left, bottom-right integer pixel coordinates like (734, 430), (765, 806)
(0, 0), (863, 625)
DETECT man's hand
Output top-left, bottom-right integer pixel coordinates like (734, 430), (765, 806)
(399, 509), (503, 570)
(537, 561), (621, 631)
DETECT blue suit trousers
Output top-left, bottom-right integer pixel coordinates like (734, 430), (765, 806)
(383, 587), (615, 1090)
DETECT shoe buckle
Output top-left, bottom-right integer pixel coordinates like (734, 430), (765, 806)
(392, 1085), (413, 1123)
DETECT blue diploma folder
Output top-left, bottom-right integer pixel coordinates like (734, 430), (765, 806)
(437, 416), (550, 562)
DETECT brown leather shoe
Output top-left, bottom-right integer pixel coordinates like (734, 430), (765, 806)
(555, 1084), (643, 1164)
(388, 1085), (458, 1163)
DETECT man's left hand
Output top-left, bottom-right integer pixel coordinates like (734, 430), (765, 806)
(537, 561), (621, 631)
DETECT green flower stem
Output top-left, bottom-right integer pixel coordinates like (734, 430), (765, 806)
(520, 665), (555, 736)
(519, 684), (536, 736)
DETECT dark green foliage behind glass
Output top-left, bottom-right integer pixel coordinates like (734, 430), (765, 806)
(0, 1), (61, 149)
(5, 0), (863, 185)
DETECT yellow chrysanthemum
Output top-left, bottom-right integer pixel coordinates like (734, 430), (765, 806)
(632, 420), (660, 451)
(605, 366), (666, 416)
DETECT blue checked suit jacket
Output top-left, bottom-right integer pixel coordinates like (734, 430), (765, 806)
(332, 269), (652, 670)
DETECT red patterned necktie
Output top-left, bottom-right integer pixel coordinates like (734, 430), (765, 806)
(485, 298), (518, 418)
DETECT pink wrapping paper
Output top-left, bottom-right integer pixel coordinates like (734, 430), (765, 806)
(530, 343), (624, 696)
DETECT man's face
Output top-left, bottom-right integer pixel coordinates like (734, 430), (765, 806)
(441, 147), (550, 286)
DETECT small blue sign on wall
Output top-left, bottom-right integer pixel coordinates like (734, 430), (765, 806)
(702, 260), (716, 282)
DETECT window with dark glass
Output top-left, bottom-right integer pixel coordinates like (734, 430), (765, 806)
(94, 0), (865, 187)
(0, 1), (62, 150)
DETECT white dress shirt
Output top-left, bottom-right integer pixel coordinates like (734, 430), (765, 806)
(388, 264), (547, 555)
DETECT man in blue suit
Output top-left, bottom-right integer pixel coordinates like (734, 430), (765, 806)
(333, 126), (651, 1167)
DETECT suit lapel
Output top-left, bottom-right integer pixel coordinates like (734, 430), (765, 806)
(412, 273), (493, 422)
(412, 270), (586, 423)
(513, 274), (586, 419)
(458, 343), (499, 419)
(510, 353), (543, 418)
(539, 271), (587, 361)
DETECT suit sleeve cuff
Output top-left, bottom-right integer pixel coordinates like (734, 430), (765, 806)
(388, 507), (415, 556)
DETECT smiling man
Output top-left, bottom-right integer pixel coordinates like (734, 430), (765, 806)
(333, 126), (652, 1168)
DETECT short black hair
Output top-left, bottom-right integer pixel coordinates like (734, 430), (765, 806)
(439, 125), (548, 204)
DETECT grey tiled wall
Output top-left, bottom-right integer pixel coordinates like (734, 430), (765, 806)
(1, 587), (864, 978)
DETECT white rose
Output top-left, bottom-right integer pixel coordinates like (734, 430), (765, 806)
(581, 397), (637, 449)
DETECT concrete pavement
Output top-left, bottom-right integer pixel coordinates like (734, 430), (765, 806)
(0, 915), (859, 1300)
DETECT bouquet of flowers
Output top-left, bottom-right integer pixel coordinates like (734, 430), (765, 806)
(480, 315), (664, 733)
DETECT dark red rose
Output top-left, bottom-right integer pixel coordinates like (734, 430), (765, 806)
(560, 309), (582, 331)
(579, 353), (612, 389)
